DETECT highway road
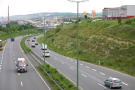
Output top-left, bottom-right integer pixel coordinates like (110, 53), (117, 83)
(0, 37), (51, 90)
(26, 35), (135, 90)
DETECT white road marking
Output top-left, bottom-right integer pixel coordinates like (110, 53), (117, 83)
(98, 83), (106, 89)
(109, 76), (112, 78)
(69, 67), (73, 70)
(80, 64), (83, 66)
(122, 82), (128, 86)
(0, 67), (1, 70)
(54, 57), (57, 60)
(18, 73), (20, 76)
(100, 72), (105, 75)
(61, 62), (64, 64)
(85, 66), (90, 68)
(92, 69), (97, 71)
(21, 81), (23, 87)
(70, 59), (73, 61)
(67, 58), (69, 59)
(81, 74), (87, 78)
(15, 61), (16, 64)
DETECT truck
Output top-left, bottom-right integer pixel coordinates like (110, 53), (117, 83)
(0, 40), (3, 50)
(11, 37), (15, 41)
(16, 58), (28, 72)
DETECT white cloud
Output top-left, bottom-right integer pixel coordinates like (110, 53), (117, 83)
(0, 0), (135, 17)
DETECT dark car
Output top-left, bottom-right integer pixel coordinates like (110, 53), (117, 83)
(16, 62), (28, 72)
(32, 39), (35, 42)
(104, 78), (122, 89)
(35, 42), (38, 45)
(33, 37), (36, 39)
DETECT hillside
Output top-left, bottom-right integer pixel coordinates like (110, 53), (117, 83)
(37, 18), (135, 76)
(0, 12), (102, 21)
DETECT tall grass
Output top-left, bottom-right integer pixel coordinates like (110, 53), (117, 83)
(37, 20), (135, 76)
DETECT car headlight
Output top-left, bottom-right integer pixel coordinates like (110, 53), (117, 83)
(18, 69), (20, 70)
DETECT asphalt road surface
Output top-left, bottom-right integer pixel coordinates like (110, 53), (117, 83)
(0, 36), (51, 90)
(26, 35), (135, 90)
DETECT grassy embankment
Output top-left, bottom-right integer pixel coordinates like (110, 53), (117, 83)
(37, 64), (76, 90)
(37, 18), (135, 76)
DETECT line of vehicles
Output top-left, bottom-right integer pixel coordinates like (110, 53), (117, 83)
(29, 37), (50, 57)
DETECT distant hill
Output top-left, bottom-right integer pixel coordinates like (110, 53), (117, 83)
(0, 12), (102, 22)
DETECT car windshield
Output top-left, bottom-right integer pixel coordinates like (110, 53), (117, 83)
(113, 80), (121, 83)
(19, 63), (26, 66)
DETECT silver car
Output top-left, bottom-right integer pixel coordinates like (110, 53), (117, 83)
(43, 50), (50, 57)
(104, 78), (122, 89)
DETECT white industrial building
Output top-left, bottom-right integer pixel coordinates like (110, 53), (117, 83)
(103, 5), (135, 20)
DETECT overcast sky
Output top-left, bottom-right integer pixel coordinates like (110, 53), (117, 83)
(0, 0), (135, 17)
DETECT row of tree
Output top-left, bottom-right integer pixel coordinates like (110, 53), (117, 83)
(0, 23), (35, 33)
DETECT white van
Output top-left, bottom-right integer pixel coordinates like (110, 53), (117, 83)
(41, 44), (47, 50)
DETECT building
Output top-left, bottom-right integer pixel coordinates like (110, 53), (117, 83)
(103, 5), (135, 20)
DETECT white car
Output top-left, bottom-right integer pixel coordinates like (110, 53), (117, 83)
(43, 50), (50, 57)
(31, 44), (35, 48)
(41, 44), (47, 50)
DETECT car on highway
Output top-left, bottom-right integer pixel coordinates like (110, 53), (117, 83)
(31, 44), (35, 47)
(32, 39), (35, 42)
(27, 39), (30, 41)
(16, 58), (28, 72)
(43, 50), (50, 57)
(33, 37), (36, 39)
(35, 42), (38, 45)
(104, 77), (122, 89)
(41, 44), (47, 50)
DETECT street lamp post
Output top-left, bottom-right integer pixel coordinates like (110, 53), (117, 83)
(43, 14), (46, 64)
(68, 0), (89, 90)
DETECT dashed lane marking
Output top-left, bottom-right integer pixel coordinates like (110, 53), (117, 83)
(98, 83), (106, 89)
(18, 73), (20, 76)
(21, 81), (23, 87)
(100, 72), (105, 75)
(81, 74), (87, 78)
(85, 66), (90, 68)
(61, 62), (64, 64)
(80, 64), (83, 65)
(92, 69), (97, 71)
(69, 67), (73, 70)
(70, 59), (73, 61)
(122, 82), (128, 86)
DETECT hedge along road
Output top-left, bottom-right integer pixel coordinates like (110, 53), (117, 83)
(0, 36), (51, 90)
(26, 35), (135, 90)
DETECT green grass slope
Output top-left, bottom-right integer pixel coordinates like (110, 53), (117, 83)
(38, 19), (135, 76)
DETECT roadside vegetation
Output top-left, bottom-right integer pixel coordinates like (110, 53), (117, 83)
(37, 17), (135, 76)
(20, 36), (32, 53)
(37, 64), (76, 90)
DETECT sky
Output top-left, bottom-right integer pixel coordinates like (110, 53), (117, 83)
(0, 0), (135, 17)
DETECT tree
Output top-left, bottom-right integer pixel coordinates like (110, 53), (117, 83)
(84, 15), (88, 19)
